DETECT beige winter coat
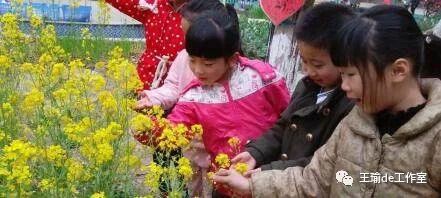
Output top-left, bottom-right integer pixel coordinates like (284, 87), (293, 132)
(250, 78), (441, 197)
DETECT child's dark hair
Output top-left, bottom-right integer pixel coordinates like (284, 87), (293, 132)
(185, 4), (240, 59)
(295, 2), (355, 51)
(180, 0), (225, 22)
(330, 5), (441, 78)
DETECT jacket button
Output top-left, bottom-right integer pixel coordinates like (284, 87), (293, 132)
(323, 108), (331, 116)
(306, 133), (313, 142)
(281, 153), (288, 160)
(290, 123), (297, 131)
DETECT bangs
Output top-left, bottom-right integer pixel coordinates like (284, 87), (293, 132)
(330, 17), (377, 72)
(330, 17), (384, 111)
(185, 19), (226, 59)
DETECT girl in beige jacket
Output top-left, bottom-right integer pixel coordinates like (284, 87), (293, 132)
(213, 5), (441, 197)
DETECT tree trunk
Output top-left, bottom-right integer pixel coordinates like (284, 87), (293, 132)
(267, 16), (303, 93)
(267, 0), (315, 93)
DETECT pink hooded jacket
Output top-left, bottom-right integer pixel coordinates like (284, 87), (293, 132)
(167, 57), (290, 164)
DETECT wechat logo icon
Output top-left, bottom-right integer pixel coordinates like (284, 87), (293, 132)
(336, 170), (354, 186)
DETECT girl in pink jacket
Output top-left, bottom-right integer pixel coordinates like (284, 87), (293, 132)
(167, 7), (290, 197)
(136, 0), (227, 110)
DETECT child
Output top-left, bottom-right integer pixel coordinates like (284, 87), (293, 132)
(105, 0), (186, 89)
(167, 7), (290, 196)
(214, 5), (441, 197)
(231, 3), (354, 173)
(135, 0), (227, 110)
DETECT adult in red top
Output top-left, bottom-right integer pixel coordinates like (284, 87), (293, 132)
(106, 0), (186, 89)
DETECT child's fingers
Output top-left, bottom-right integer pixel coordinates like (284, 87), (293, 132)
(138, 90), (148, 98)
(244, 168), (261, 177)
(244, 171), (252, 177)
(134, 98), (151, 110)
(212, 174), (231, 184)
(191, 142), (205, 149)
(133, 102), (146, 111)
(231, 152), (246, 163)
(215, 168), (230, 176)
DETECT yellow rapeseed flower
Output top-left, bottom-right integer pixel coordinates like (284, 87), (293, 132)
(51, 46), (67, 60)
(7, 164), (32, 186)
(43, 106), (61, 119)
(234, 163), (248, 175)
(174, 124), (188, 135)
(2, 102), (13, 116)
(177, 157), (193, 181)
(21, 62), (35, 73)
(227, 137), (241, 149)
(130, 114), (153, 133)
(39, 53), (53, 65)
(109, 46), (123, 60)
(175, 135), (190, 148)
(51, 63), (66, 79)
(157, 127), (177, 151)
(95, 143), (114, 165)
(0, 141), (36, 191)
(190, 124), (203, 137)
(106, 59), (125, 82)
(0, 55), (11, 73)
(0, 129), (5, 141)
(89, 74), (106, 92)
(63, 117), (93, 143)
(63, 79), (82, 96)
(67, 159), (90, 182)
(215, 153), (230, 169)
(22, 88), (44, 113)
(98, 91), (117, 113)
(92, 122), (123, 144)
(127, 74), (143, 92)
(7, 93), (18, 106)
(45, 145), (66, 167)
(52, 88), (69, 103)
(148, 105), (164, 117)
(90, 192), (105, 198)
(68, 59), (85, 75)
(40, 25), (57, 50)
(2, 140), (38, 163)
(39, 178), (55, 191)
(36, 125), (48, 136)
(143, 162), (163, 191)
(1, 13), (24, 44)
(30, 15), (42, 29)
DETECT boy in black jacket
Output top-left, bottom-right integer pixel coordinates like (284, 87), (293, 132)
(232, 2), (355, 172)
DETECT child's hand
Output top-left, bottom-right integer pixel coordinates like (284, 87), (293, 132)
(137, 90), (149, 100)
(213, 169), (252, 196)
(134, 96), (152, 111)
(189, 139), (205, 150)
(232, 152), (257, 170)
(244, 168), (261, 177)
